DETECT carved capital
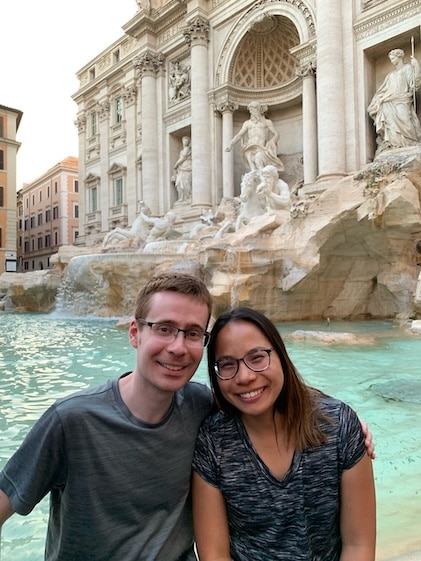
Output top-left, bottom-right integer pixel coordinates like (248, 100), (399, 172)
(75, 115), (86, 133)
(216, 98), (239, 114)
(295, 60), (316, 79)
(123, 85), (138, 106)
(134, 51), (165, 76)
(183, 16), (210, 47)
(98, 101), (110, 122)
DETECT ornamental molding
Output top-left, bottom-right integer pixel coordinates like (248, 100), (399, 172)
(354, 0), (420, 40)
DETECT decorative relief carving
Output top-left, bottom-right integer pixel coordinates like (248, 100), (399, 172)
(169, 59), (191, 103)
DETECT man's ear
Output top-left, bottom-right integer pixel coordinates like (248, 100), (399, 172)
(129, 319), (140, 348)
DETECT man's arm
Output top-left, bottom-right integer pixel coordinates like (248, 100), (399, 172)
(0, 489), (15, 558)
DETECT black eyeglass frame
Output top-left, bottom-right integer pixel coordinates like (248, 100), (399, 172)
(214, 347), (274, 380)
(136, 318), (210, 348)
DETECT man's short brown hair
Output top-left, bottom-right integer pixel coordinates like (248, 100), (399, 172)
(134, 272), (212, 324)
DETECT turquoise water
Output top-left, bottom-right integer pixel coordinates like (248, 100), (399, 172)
(0, 313), (420, 560)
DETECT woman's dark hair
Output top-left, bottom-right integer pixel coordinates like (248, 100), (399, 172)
(207, 307), (328, 450)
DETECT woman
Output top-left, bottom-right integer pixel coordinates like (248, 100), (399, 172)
(192, 308), (376, 561)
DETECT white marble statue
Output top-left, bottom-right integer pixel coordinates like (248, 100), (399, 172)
(145, 211), (182, 242)
(256, 165), (291, 211)
(235, 171), (266, 230)
(101, 203), (153, 249)
(172, 136), (192, 202)
(368, 48), (421, 155)
(225, 101), (285, 172)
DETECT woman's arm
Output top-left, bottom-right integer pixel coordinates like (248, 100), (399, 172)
(192, 471), (232, 561)
(340, 453), (376, 561)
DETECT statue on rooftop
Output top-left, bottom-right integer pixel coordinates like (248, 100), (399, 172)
(368, 48), (421, 155)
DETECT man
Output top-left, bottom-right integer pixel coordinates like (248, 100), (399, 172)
(0, 272), (374, 560)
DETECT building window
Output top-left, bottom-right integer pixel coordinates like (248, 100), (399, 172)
(115, 97), (123, 123)
(25, 197), (29, 208)
(47, 185), (50, 197)
(90, 187), (98, 213)
(24, 219), (29, 231)
(38, 213), (43, 226)
(30, 216), (35, 228)
(32, 194), (35, 205)
(53, 206), (59, 220)
(54, 231), (58, 245)
(39, 191), (42, 202)
(113, 49), (120, 64)
(38, 237), (43, 250)
(31, 239), (35, 251)
(0, 150), (3, 170)
(0, 228), (2, 247)
(45, 234), (51, 248)
(54, 182), (58, 194)
(90, 112), (97, 136)
(114, 177), (123, 206)
(0, 117), (3, 138)
(24, 240), (29, 252)
(74, 204), (79, 218)
(45, 209), (51, 222)
(0, 186), (3, 207)
(74, 180), (79, 193)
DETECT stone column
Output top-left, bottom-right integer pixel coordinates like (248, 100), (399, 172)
(296, 62), (317, 185)
(122, 84), (139, 224)
(315, 0), (345, 179)
(183, 17), (212, 208)
(134, 51), (164, 215)
(216, 99), (239, 198)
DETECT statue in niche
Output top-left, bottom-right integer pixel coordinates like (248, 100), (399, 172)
(169, 61), (191, 102)
(256, 165), (291, 211)
(101, 202), (153, 249)
(235, 171), (266, 230)
(368, 48), (421, 155)
(225, 101), (285, 172)
(172, 136), (192, 202)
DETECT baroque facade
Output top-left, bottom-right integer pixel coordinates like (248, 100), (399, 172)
(72, 0), (421, 246)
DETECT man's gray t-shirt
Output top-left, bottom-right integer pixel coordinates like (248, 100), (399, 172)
(192, 394), (366, 561)
(0, 375), (212, 561)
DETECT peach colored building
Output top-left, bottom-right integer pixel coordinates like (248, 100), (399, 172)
(0, 104), (22, 274)
(17, 157), (79, 271)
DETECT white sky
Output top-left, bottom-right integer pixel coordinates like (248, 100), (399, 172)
(3, 0), (137, 188)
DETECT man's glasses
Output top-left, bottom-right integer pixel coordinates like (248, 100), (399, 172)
(136, 319), (210, 348)
(214, 347), (274, 380)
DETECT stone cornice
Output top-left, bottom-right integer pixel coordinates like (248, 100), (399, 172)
(354, 0), (420, 40)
